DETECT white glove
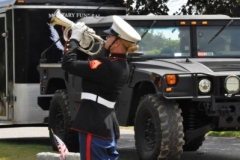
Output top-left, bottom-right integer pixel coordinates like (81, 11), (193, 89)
(70, 22), (87, 41)
(80, 27), (95, 48)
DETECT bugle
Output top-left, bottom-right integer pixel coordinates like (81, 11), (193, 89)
(50, 9), (105, 56)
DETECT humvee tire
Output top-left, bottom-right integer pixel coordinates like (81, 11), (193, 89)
(48, 89), (79, 152)
(134, 94), (184, 160)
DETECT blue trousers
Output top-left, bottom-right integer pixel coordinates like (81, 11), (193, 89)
(78, 132), (119, 160)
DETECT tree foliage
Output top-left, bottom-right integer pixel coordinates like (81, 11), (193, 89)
(126, 0), (169, 15)
(179, 0), (240, 17)
(126, 0), (240, 17)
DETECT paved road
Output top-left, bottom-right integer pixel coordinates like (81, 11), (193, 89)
(1, 127), (240, 160)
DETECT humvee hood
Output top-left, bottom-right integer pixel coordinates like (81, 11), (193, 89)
(131, 58), (240, 75)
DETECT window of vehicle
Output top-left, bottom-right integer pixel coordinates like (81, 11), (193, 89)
(134, 26), (191, 58)
(197, 26), (240, 57)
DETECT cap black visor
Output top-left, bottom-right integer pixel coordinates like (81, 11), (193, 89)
(104, 28), (118, 36)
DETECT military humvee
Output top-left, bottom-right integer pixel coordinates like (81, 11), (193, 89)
(39, 14), (240, 160)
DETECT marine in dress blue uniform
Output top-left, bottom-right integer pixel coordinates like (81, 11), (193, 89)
(62, 16), (141, 160)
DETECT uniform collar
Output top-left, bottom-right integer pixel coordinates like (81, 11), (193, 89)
(109, 53), (127, 59)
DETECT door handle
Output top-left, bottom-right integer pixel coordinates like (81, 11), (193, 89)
(2, 95), (10, 102)
(1, 32), (8, 38)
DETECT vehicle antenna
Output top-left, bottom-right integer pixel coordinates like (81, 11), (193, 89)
(137, 20), (156, 45)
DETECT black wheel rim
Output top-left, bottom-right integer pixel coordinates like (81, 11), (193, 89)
(143, 113), (156, 151)
(55, 106), (65, 136)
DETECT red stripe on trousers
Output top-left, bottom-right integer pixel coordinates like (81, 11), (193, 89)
(86, 134), (92, 160)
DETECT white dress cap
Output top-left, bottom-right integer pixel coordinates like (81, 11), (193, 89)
(104, 16), (141, 43)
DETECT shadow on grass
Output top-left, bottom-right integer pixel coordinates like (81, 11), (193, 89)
(118, 148), (139, 160)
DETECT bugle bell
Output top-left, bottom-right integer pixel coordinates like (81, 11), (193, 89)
(50, 9), (105, 56)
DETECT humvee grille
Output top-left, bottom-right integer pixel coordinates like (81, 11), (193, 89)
(200, 61), (240, 72)
(219, 76), (226, 95)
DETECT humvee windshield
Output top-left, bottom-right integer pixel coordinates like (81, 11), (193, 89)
(135, 25), (240, 58)
(136, 26), (191, 57)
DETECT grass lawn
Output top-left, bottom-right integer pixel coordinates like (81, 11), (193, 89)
(206, 131), (240, 137)
(0, 141), (53, 160)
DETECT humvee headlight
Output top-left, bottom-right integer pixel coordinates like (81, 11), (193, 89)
(224, 76), (240, 94)
(199, 79), (211, 93)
